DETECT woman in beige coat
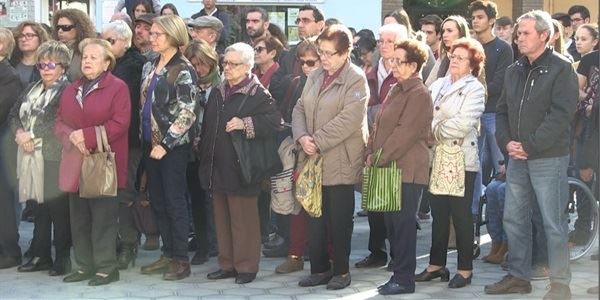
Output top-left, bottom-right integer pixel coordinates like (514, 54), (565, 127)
(292, 24), (368, 290)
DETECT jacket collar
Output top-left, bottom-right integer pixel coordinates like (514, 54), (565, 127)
(431, 74), (476, 101)
(151, 51), (185, 75)
(516, 47), (553, 69)
(218, 73), (262, 99)
(313, 59), (352, 88)
(396, 75), (422, 92)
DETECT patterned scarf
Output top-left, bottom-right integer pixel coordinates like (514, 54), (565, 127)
(19, 75), (69, 132)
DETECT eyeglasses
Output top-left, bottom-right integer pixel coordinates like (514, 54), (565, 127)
(56, 25), (76, 32)
(222, 60), (245, 68)
(571, 17), (584, 23)
(388, 58), (411, 66)
(36, 62), (62, 70)
(295, 18), (315, 25)
(254, 46), (267, 53)
(17, 33), (38, 40)
(377, 39), (395, 46)
(299, 59), (318, 67)
(105, 38), (117, 45)
(449, 54), (470, 62)
(317, 48), (338, 58)
(149, 31), (167, 39)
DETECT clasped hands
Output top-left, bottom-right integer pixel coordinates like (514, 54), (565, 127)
(299, 135), (318, 156)
(506, 141), (528, 160)
(15, 129), (34, 153)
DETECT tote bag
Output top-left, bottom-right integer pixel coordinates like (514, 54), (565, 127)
(79, 126), (117, 198)
(429, 142), (465, 197)
(361, 150), (402, 212)
(294, 154), (323, 217)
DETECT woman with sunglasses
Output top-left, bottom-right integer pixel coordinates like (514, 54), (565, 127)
(252, 36), (283, 89)
(101, 20), (147, 271)
(10, 21), (50, 87)
(8, 41), (72, 276)
(52, 9), (96, 82)
(292, 24), (368, 290)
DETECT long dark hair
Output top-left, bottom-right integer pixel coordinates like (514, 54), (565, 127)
(160, 3), (178, 16)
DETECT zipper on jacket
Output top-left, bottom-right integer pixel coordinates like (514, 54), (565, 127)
(208, 98), (224, 189)
(516, 66), (542, 141)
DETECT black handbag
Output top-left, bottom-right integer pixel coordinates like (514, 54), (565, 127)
(230, 93), (281, 186)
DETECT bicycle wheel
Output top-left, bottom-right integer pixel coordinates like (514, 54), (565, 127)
(567, 177), (599, 261)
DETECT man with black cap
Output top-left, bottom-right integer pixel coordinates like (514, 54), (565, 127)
(191, 0), (232, 53)
(134, 13), (159, 61)
(186, 16), (224, 54)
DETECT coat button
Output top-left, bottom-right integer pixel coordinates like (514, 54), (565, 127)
(453, 141), (458, 145)
(435, 106), (440, 110)
(471, 142), (475, 146)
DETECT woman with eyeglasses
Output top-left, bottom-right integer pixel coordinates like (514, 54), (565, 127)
(8, 41), (72, 276)
(252, 36), (283, 89)
(416, 38), (485, 289)
(52, 9), (96, 81)
(10, 21), (50, 87)
(101, 20), (147, 271)
(292, 24), (368, 290)
(138, 15), (199, 281)
(198, 42), (281, 284)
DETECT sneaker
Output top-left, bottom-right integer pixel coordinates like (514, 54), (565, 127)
(275, 255), (304, 274)
(531, 265), (550, 280)
(543, 283), (571, 300)
(484, 275), (532, 294)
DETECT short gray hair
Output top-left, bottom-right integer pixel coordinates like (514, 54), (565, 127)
(517, 10), (554, 42)
(36, 41), (71, 70)
(379, 23), (409, 41)
(0, 28), (15, 58)
(103, 20), (133, 48)
(225, 42), (254, 67)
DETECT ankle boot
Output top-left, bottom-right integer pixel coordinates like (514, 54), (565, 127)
(486, 242), (508, 264)
(118, 246), (137, 270)
(482, 241), (502, 262)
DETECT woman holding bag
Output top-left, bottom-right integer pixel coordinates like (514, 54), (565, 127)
(368, 39), (433, 295)
(54, 38), (131, 286)
(416, 37), (485, 289)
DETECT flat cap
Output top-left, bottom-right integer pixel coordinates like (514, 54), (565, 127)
(186, 16), (224, 32)
(135, 13), (158, 25)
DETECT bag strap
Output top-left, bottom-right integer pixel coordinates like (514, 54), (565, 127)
(236, 84), (256, 115)
(94, 126), (104, 153)
(99, 126), (112, 152)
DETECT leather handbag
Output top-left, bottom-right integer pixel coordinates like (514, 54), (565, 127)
(294, 154), (323, 217)
(131, 192), (159, 235)
(361, 150), (402, 212)
(79, 126), (118, 198)
(429, 140), (465, 197)
(230, 93), (281, 186)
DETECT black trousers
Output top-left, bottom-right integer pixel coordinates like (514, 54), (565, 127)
(385, 183), (424, 285)
(145, 143), (191, 262)
(308, 184), (355, 275)
(366, 211), (388, 260)
(429, 172), (476, 271)
(70, 192), (119, 274)
(187, 160), (216, 257)
(31, 160), (71, 259)
(118, 147), (142, 248)
(0, 130), (20, 258)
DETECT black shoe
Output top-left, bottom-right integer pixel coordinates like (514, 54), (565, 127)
(0, 255), (22, 269)
(262, 245), (288, 258)
(63, 270), (94, 283)
(207, 269), (237, 280)
(191, 252), (208, 265)
(117, 247), (137, 270)
(448, 273), (472, 288)
(23, 244), (33, 258)
(263, 234), (285, 249)
(17, 256), (52, 272)
(49, 258), (71, 276)
(386, 260), (394, 272)
(298, 271), (333, 287)
(415, 267), (450, 282)
(88, 270), (119, 286)
(355, 255), (386, 268)
(378, 282), (415, 295)
(188, 236), (198, 252)
(235, 272), (257, 284)
(356, 210), (368, 217)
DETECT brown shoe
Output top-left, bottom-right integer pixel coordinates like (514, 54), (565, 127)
(275, 255), (304, 274)
(485, 242), (508, 264)
(163, 260), (190, 281)
(484, 275), (532, 294)
(482, 241), (501, 262)
(143, 235), (160, 251)
(140, 256), (171, 274)
(543, 283), (571, 300)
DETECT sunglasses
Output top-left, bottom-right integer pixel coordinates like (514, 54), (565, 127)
(36, 62), (62, 70)
(56, 24), (76, 32)
(299, 59), (318, 67)
(105, 38), (116, 45)
(254, 46), (267, 53)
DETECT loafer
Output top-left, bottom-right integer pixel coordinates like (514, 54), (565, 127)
(448, 273), (472, 288)
(484, 274), (532, 294)
(298, 271), (333, 287)
(275, 255), (304, 274)
(49, 258), (71, 276)
(415, 267), (450, 282)
(326, 274), (351, 290)
(235, 272), (257, 284)
(354, 255), (386, 268)
(140, 256), (171, 274)
(63, 270), (94, 283)
(163, 260), (191, 281)
(207, 269), (237, 280)
(88, 270), (119, 286)
(378, 282), (415, 295)
(17, 256), (52, 272)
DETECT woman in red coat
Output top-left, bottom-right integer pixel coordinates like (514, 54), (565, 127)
(54, 38), (130, 286)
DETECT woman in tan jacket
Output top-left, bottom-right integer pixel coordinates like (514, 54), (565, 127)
(369, 39), (433, 296)
(292, 24), (369, 290)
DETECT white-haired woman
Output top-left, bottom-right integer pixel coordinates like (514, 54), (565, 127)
(101, 19), (147, 270)
(198, 42), (281, 284)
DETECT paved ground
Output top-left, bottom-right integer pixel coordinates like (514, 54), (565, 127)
(1, 193), (598, 300)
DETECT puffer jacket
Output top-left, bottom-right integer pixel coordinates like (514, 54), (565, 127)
(430, 74), (485, 172)
(496, 48), (578, 159)
(292, 61), (369, 186)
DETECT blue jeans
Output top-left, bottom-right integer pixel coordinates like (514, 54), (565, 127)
(503, 156), (570, 285)
(484, 179), (507, 242)
(474, 113), (505, 215)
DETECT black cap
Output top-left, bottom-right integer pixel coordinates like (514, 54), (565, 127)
(135, 13), (158, 25)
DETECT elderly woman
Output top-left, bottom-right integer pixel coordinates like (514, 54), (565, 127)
(8, 41), (71, 276)
(0, 27), (24, 270)
(415, 38), (485, 289)
(292, 24), (368, 290)
(198, 42), (281, 284)
(54, 38), (131, 286)
(101, 20), (146, 270)
(138, 15), (198, 281)
(10, 21), (50, 87)
(183, 39), (221, 265)
(252, 36), (283, 88)
(52, 9), (96, 81)
(372, 39), (433, 295)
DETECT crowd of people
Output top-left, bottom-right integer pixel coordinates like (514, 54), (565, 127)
(0, 0), (597, 298)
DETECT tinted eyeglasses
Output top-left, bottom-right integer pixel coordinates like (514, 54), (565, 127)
(56, 24), (76, 32)
(299, 59), (318, 67)
(105, 38), (117, 45)
(36, 62), (62, 70)
(254, 46), (267, 53)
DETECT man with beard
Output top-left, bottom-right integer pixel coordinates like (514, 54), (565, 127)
(133, 13), (158, 61)
(245, 7), (270, 45)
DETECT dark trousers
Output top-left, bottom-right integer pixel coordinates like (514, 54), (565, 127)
(31, 161), (70, 259)
(145, 143), (191, 262)
(429, 172), (476, 271)
(367, 211), (388, 260)
(385, 183), (424, 285)
(70, 193), (119, 274)
(0, 130), (20, 258)
(212, 191), (261, 273)
(187, 160), (216, 257)
(308, 184), (355, 275)
(119, 147), (142, 247)
(419, 189), (433, 214)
